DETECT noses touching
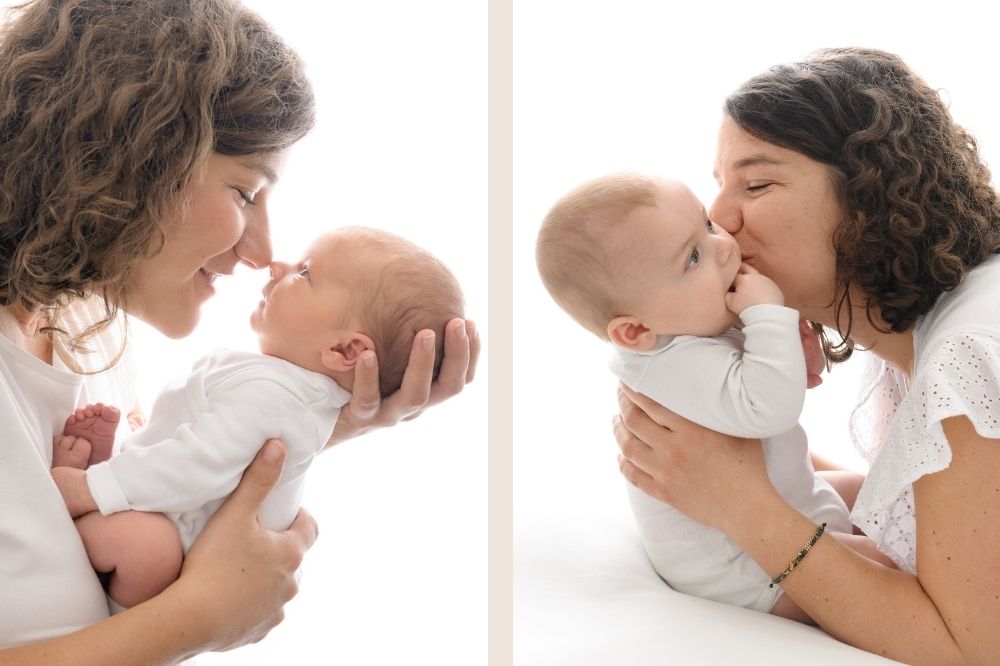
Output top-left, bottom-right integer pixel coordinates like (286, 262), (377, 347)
(264, 261), (290, 296)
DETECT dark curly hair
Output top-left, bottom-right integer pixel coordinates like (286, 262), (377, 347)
(0, 0), (315, 348)
(725, 47), (1000, 363)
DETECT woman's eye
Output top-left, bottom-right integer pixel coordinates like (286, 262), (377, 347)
(687, 248), (700, 268)
(236, 189), (255, 206)
(747, 183), (770, 192)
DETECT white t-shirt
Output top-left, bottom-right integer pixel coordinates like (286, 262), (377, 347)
(86, 349), (351, 551)
(0, 300), (135, 647)
(850, 254), (1000, 572)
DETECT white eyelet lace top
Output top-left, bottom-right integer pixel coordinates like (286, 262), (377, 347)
(848, 254), (1000, 573)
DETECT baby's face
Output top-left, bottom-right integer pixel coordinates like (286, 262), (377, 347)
(251, 231), (372, 369)
(615, 180), (741, 337)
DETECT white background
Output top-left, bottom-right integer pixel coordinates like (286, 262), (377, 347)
(1, 0), (487, 663)
(172, 2), (488, 664)
(514, 0), (1000, 618)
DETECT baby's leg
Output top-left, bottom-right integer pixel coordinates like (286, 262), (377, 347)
(817, 469), (865, 511)
(770, 531), (897, 624)
(74, 510), (183, 609)
(818, 470), (866, 535)
(63, 403), (122, 465)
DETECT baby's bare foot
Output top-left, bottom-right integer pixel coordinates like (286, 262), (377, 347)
(64, 403), (121, 465)
(52, 434), (93, 470)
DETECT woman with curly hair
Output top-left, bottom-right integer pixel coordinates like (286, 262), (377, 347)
(616, 47), (1000, 662)
(0, 0), (476, 662)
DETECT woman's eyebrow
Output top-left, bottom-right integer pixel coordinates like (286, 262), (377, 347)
(713, 153), (786, 180)
(238, 157), (279, 185)
(732, 153), (786, 170)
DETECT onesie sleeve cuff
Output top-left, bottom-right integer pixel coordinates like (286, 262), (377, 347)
(739, 303), (800, 325)
(86, 461), (131, 515)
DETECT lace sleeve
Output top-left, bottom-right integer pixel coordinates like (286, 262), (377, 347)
(850, 333), (1000, 572)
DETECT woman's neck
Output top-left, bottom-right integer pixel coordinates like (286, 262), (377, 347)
(814, 293), (914, 376)
(847, 318), (914, 376)
(0, 304), (53, 364)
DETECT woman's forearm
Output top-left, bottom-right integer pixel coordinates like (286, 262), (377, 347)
(0, 584), (208, 665)
(725, 494), (961, 665)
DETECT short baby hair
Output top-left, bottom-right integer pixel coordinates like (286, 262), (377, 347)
(346, 228), (465, 397)
(536, 173), (659, 339)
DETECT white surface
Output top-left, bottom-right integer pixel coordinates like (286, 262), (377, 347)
(514, 0), (1000, 662)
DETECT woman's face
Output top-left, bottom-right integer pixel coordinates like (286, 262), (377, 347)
(128, 151), (288, 338)
(709, 117), (843, 325)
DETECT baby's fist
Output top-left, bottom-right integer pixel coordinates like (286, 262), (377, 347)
(724, 263), (784, 314)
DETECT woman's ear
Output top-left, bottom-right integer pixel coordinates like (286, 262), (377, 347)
(320, 332), (376, 372)
(607, 316), (657, 351)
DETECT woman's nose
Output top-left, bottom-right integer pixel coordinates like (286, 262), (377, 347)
(235, 210), (274, 270)
(708, 191), (742, 235)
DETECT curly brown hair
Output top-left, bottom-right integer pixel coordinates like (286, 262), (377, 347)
(0, 0), (314, 346)
(724, 47), (1000, 363)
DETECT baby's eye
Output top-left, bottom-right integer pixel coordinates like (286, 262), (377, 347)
(687, 248), (701, 268)
(296, 264), (310, 278)
(705, 219), (717, 234)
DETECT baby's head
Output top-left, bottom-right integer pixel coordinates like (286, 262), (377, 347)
(251, 227), (464, 396)
(536, 174), (742, 349)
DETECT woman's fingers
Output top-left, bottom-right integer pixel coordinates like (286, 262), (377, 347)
(331, 318), (478, 442)
(430, 318), (473, 400)
(393, 330), (436, 421)
(348, 351), (382, 421)
(465, 320), (480, 383)
(285, 507), (319, 555)
(799, 319), (826, 388)
(618, 453), (660, 497)
(618, 384), (679, 431)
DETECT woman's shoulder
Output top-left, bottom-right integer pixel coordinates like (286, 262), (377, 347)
(915, 254), (1000, 359)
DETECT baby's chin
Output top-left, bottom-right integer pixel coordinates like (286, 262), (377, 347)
(248, 301), (265, 332)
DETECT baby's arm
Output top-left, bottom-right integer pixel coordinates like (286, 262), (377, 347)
(620, 307), (805, 439)
(86, 379), (314, 517)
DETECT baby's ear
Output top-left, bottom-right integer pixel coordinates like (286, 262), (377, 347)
(607, 316), (657, 351)
(320, 332), (376, 372)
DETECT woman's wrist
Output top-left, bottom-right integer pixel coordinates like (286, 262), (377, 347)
(721, 491), (826, 589)
(716, 483), (797, 551)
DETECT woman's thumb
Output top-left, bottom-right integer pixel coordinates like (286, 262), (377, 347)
(230, 439), (286, 511)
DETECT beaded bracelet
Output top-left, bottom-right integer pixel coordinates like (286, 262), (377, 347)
(768, 522), (827, 589)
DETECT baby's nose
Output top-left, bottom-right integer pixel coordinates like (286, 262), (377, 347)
(269, 261), (290, 280)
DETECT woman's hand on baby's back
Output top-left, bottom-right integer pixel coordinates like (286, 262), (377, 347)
(328, 317), (480, 445)
(613, 384), (773, 532)
(176, 439), (318, 651)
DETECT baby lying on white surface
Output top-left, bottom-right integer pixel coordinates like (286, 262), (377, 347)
(514, 345), (902, 665)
